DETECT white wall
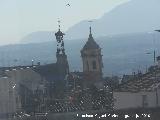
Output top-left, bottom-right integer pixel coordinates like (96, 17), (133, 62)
(113, 91), (157, 110)
(0, 77), (16, 114)
(4, 68), (43, 113)
(6, 68), (42, 92)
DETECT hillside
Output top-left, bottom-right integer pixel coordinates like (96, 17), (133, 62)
(20, 0), (160, 44)
(2, 32), (160, 76)
(66, 0), (160, 39)
(21, 31), (55, 44)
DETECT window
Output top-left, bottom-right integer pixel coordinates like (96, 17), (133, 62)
(92, 61), (97, 70)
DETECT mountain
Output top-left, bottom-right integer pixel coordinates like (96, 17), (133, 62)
(20, 0), (160, 44)
(21, 31), (55, 44)
(2, 32), (160, 76)
(65, 0), (160, 40)
(14, 0), (160, 76)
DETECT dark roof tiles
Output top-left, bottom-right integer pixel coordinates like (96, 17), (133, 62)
(116, 75), (160, 92)
(82, 32), (100, 50)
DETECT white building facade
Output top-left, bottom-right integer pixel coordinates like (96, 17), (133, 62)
(113, 72), (160, 110)
(0, 76), (18, 119)
(114, 90), (160, 110)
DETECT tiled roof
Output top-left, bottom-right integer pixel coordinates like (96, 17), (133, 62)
(115, 68), (160, 92)
(33, 63), (66, 81)
(82, 33), (100, 50)
(157, 56), (160, 60)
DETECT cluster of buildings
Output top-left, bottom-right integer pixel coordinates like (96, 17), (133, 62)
(0, 24), (107, 118)
(114, 64), (160, 109)
(0, 22), (160, 119)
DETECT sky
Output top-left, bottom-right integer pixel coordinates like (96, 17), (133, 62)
(0, 0), (129, 45)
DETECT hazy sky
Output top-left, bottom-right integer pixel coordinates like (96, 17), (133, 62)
(0, 0), (129, 45)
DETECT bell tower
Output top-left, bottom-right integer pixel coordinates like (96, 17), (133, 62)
(81, 26), (103, 86)
(55, 20), (69, 75)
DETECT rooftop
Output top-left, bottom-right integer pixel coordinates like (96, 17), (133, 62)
(115, 66), (160, 92)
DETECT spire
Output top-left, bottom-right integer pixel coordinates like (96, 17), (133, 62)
(55, 19), (69, 74)
(88, 20), (93, 39)
(82, 25), (100, 50)
(90, 27), (92, 35)
(88, 26), (94, 41)
(89, 27), (92, 38)
(55, 19), (65, 55)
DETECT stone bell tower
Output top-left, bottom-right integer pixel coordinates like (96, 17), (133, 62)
(55, 20), (69, 75)
(81, 27), (103, 87)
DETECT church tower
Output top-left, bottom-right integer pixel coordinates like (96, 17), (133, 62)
(81, 27), (103, 87)
(55, 20), (69, 75)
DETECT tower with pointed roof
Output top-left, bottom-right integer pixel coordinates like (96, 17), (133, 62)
(55, 20), (69, 75)
(81, 27), (103, 87)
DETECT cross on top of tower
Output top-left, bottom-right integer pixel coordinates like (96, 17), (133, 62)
(58, 18), (61, 30)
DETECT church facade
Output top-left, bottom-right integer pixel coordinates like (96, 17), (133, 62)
(0, 23), (107, 117)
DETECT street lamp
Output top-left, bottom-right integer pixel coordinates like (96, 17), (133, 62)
(147, 32), (156, 65)
(31, 59), (34, 66)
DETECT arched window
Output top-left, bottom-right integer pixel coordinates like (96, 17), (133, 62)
(92, 61), (97, 70)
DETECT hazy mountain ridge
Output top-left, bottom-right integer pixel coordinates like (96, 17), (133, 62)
(21, 31), (56, 44)
(2, 32), (160, 76)
(20, 0), (160, 44)
(66, 0), (160, 39)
